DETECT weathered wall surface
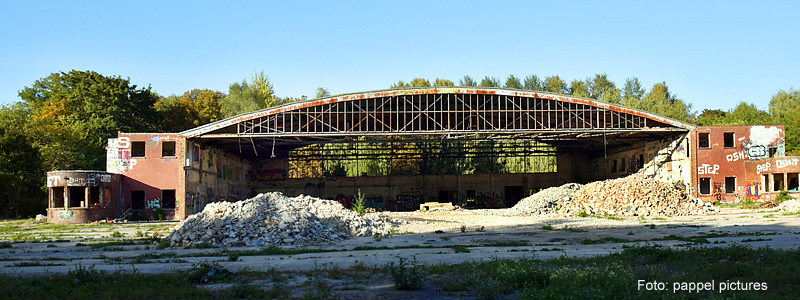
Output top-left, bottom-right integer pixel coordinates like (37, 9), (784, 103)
(183, 141), (255, 218)
(745, 156), (800, 200)
(45, 170), (121, 224)
(692, 125), (785, 202)
(589, 134), (691, 188)
(108, 133), (184, 219)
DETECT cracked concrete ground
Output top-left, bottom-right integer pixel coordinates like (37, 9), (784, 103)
(1, 207), (799, 277)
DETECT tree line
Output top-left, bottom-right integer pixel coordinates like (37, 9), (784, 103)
(0, 70), (798, 218)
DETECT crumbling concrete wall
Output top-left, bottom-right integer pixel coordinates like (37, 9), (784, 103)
(588, 133), (690, 188)
(183, 141), (256, 217)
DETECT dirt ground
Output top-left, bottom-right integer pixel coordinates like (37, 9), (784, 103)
(1, 207), (798, 278)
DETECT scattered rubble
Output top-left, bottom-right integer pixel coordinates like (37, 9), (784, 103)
(508, 183), (582, 216)
(167, 192), (393, 247)
(561, 174), (718, 217)
(777, 199), (800, 213)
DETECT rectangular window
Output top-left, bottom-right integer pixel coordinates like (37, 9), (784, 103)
(723, 132), (735, 148)
(725, 177), (736, 193)
(89, 187), (100, 206)
(769, 148), (777, 158)
(788, 173), (799, 191)
(620, 159), (627, 173)
(51, 187), (64, 208)
(162, 190), (176, 209)
(131, 190), (145, 210)
(162, 141), (176, 157)
(612, 160), (618, 173)
(700, 178), (711, 195)
(762, 174), (770, 193)
(698, 133), (710, 148)
(132, 142), (146, 157)
(638, 154), (645, 169)
(773, 174), (784, 192)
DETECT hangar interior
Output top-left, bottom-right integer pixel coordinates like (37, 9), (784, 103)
(181, 88), (692, 212)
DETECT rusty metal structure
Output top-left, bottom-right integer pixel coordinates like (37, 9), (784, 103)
(183, 87), (693, 159)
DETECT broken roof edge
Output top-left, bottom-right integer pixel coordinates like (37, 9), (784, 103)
(179, 87), (696, 138)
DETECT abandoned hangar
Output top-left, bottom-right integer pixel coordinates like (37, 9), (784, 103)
(44, 87), (797, 224)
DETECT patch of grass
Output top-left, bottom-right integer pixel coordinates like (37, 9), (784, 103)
(451, 245), (470, 253)
(11, 261), (65, 267)
(741, 238), (772, 242)
(541, 224), (554, 230)
(577, 211), (590, 217)
(109, 231), (124, 238)
(0, 242), (11, 248)
(561, 226), (587, 232)
(593, 215), (625, 221)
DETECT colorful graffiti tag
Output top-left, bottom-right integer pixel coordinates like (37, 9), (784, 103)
(745, 182), (761, 200)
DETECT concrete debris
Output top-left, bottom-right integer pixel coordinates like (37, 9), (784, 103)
(167, 192), (392, 247)
(561, 174), (718, 217)
(777, 199), (800, 212)
(508, 183), (582, 216)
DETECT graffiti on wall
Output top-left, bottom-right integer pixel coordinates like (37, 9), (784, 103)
(713, 182), (725, 201)
(147, 198), (161, 209)
(58, 210), (76, 220)
(107, 137), (137, 174)
(776, 158), (799, 169)
(672, 180), (687, 192)
(698, 164), (719, 175)
(726, 151), (747, 162)
(746, 182), (762, 200)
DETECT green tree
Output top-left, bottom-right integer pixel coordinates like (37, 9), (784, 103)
(431, 78), (453, 87)
(696, 109), (727, 126)
(0, 104), (45, 218)
(504, 75), (523, 89)
(390, 80), (409, 88)
(409, 78), (431, 87)
(18, 70), (159, 171)
(433, 78), (455, 87)
(569, 79), (590, 97)
(315, 87), (331, 98)
(156, 89), (225, 132)
(724, 102), (772, 125)
(621, 77), (645, 109)
(523, 74), (542, 91)
(640, 82), (693, 122)
(459, 75), (477, 87)
(221, 72), (277, 117)
(543, 75), (567, 94)
(769, 89), (800, 155)
(480, 76), (500, 87)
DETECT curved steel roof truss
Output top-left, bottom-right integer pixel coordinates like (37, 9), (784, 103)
(182, 88), (693, 141)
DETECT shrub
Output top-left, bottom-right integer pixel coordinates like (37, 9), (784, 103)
(387, 256), (425, 290)
(353, 189), (367, 216)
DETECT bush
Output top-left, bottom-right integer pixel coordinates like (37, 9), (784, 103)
(387, 256), (425, 290)
(353, 189), (367, 216)
(776, 190), (794, 203)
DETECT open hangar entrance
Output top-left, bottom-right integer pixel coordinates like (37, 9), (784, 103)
(181, 87), (692, 211)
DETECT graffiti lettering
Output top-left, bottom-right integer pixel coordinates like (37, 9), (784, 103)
(757, 162), (771, 174)
(698, 164), (720, 175)
(746, 182), (762, 200)
(99, 174), (112, 183)
(147, 198), (161, 209)
(58, 210), (76, 219)
(713, 182), (725, 201)
(776, 158), (799, 169)
(746, 145), (767, 158)
(778, 144), (786, 157)
(726, 151), (747, 162)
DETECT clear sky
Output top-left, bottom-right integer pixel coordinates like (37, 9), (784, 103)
(1, 1), (798, 113)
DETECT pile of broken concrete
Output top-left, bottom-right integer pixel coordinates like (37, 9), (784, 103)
(560, 174), (718, 217)
(167, 192), (392, 247)
(508, 183), (582, 216)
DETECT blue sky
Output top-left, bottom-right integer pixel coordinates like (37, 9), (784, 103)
(1, 1), (798, 113)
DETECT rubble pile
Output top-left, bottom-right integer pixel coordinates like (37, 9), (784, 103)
(777, 199), (800, 213)
(560, 174), (718, 217)
(508, 183), (583, 216)
(167, 192), (392, 247)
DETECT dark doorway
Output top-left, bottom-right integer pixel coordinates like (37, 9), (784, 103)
(504, 186), (525, 207)
(438, 190), (455, 203)
(162, 190), (176, 209)
(68, 187), (85, 208)
(131, 190), (145, 210)
(89, 187), (100, 207)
